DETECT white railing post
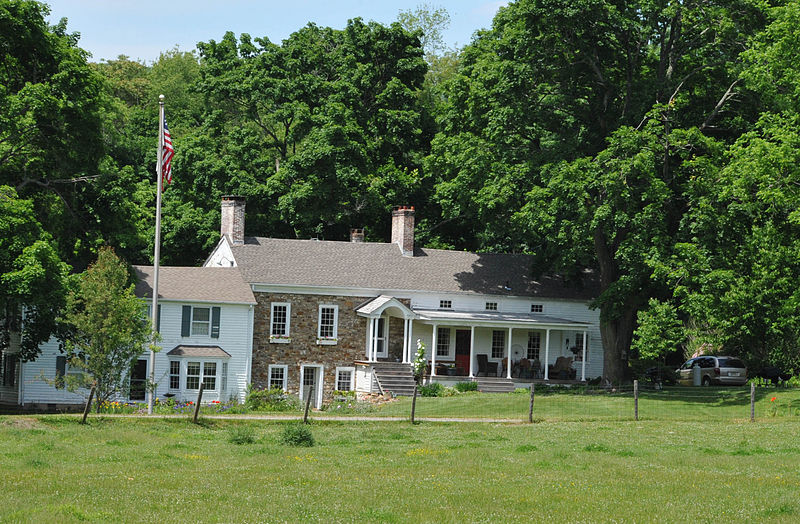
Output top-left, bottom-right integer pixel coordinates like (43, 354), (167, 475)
(431, 324), (438, 376)
(506, 327), (513, 379)
(581, 330), (587, 381)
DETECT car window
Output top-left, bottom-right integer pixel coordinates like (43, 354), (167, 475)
(719, 358), (745, 368)
(699, 357), (714, 368)
(680, 359), (694, 370)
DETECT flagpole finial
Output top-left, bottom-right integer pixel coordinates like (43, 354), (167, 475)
(159, 94), (165, 101)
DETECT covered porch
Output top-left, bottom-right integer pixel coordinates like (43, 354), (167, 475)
(356, 297), (594, 383)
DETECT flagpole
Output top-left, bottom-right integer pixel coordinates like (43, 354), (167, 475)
(147, 94), (165, 415)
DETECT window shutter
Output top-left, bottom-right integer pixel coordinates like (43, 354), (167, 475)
(181, 306), (191, 337)
(211, 307), (221, 338)
(56, 356), (66, 389)
(157, 304), (162, 333)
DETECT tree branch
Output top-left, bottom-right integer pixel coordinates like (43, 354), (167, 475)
(700, 79), (740, 131)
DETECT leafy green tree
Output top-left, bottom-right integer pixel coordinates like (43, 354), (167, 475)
(1, 186), (70, 362)
(631, 299), (684, 361)
(61, 247), (151, 410)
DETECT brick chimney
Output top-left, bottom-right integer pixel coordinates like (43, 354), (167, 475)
(350, 228), (365, 243)
(391, 205), (415, 256)
(220, 195), (246, 245)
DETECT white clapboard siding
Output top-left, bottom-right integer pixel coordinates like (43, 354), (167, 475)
(17, 301), (254, 406)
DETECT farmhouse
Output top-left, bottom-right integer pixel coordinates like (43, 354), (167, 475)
(204, 196), (602, 408)
(0, 196), (603, 409)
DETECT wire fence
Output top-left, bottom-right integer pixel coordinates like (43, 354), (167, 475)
(311, 383), (800, 423)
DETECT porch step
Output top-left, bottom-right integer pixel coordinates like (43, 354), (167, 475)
(475, 377), (515, 393)
(371, 362), (416, 397)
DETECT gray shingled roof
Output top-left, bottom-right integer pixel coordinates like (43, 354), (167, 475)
(166, 345), (232, 358)
(230, 237), (598, 300)
(134, 266), (256, 304)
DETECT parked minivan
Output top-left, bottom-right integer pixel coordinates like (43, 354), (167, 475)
(677, 356), (748, 386)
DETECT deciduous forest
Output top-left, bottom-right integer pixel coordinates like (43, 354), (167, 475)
(3, 0), (800, 379)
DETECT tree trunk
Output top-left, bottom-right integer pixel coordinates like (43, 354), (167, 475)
(600, 306), (637, 383)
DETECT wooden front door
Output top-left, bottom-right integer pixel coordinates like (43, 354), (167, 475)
(455, 330), (471, 372)
(129, 359), (147, 401)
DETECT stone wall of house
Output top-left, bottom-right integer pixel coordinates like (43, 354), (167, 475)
(252, 292), (372, 399)
(387, 316), (404, 361)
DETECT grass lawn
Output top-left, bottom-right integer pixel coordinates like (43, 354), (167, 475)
(1, 415), (799, 522)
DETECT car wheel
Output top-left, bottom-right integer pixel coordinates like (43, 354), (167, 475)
(702, 376), (711, 386)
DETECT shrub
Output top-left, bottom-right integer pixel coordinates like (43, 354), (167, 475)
(418, 383), (444, 397)
(454, 381), (478, 392)
(280, 423), (315, 447)
(245, 385), (299, 412)
(228, 425), (256, 445)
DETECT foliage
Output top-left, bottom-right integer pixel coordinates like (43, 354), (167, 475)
(454, 381), (478, 392)
(418, 382), (445, 397)
(244, 385), (299, 412)
(412, 339), (427, 382)
(227, 425), (257, 445)
(60, 247), (152, 409)
(280, 423), (315, 447)
(0, 186), (71, 361)
(397, 3), (451, 58)
(631, 299), (685, 361)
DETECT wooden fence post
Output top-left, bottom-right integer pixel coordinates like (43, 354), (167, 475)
(634, 380), (639, 421)
(303, 385), (313, 424)
(192, 383), (204, 424)
(750, 382), (755, 422)
(81, 381), (96, 424)
(411, 384), (418, 424)
(528, 384), (535, 423)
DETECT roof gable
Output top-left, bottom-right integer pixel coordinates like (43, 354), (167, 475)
(134, 266), (256, 304)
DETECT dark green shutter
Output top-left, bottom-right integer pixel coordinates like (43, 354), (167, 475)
(156, 304), (161, 333)
(181, 306), (191, 337)
(211, 307), (221, 338)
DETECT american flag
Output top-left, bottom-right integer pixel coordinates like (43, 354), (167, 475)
(162, 118), (174, 187)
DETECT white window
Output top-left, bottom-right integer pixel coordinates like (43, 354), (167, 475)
(491, 330), (505, 359)
(270, 303), (291, 342)
(439, 299), (452, 309)
(317, 305), (338, 344)
(527, 332), (541, 360)
(485, 302), (498, 311)
(191, 307), (211, 336)
(531, 304), (543, 313)
(436, 328), (451, 357)
(268, 364), (288, 391)
(169, 361), (180, 390)
(185, 361), (218, 390)
(335, 367), (355, 391)
(574, 332), (586, 362)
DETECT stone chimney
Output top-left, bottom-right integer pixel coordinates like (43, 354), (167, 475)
(391, 205), (415, 256)
(350, 228), (365, 243)
(220, 195), (246, 245)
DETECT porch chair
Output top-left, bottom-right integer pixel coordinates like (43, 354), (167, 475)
(477, 354), (498, 377)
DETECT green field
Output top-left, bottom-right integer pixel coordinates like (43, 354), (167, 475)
(2, 414), (799, 522)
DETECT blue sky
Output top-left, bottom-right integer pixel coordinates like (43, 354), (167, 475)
(44, 1), (507, 63)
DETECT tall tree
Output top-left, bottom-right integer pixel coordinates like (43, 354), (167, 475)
(61, 247), (151, 409)
(430, 0), (772, 380)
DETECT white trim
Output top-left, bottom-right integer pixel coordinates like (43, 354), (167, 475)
(269, 302), (291, 343)
(317, 304), (339, 345)
(268, 364), (288, 391)
(435, 327), (453, 359)
(335, 366), (355, 391)
(299, 364), (324, 409)
(250, 282), (592, 304)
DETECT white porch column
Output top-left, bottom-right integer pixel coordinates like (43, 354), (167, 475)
(431, 324), (438, 376)
(402, 318), (409, 363)
(581, 330), (587, 381)
(468, 325), (475, 378)
(371, 317), (379, 362)
(366, 318), (373, 361)
(408, 319), (414, 362)
(506, 327), (513, 379)
(544, 328), (551, 380)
